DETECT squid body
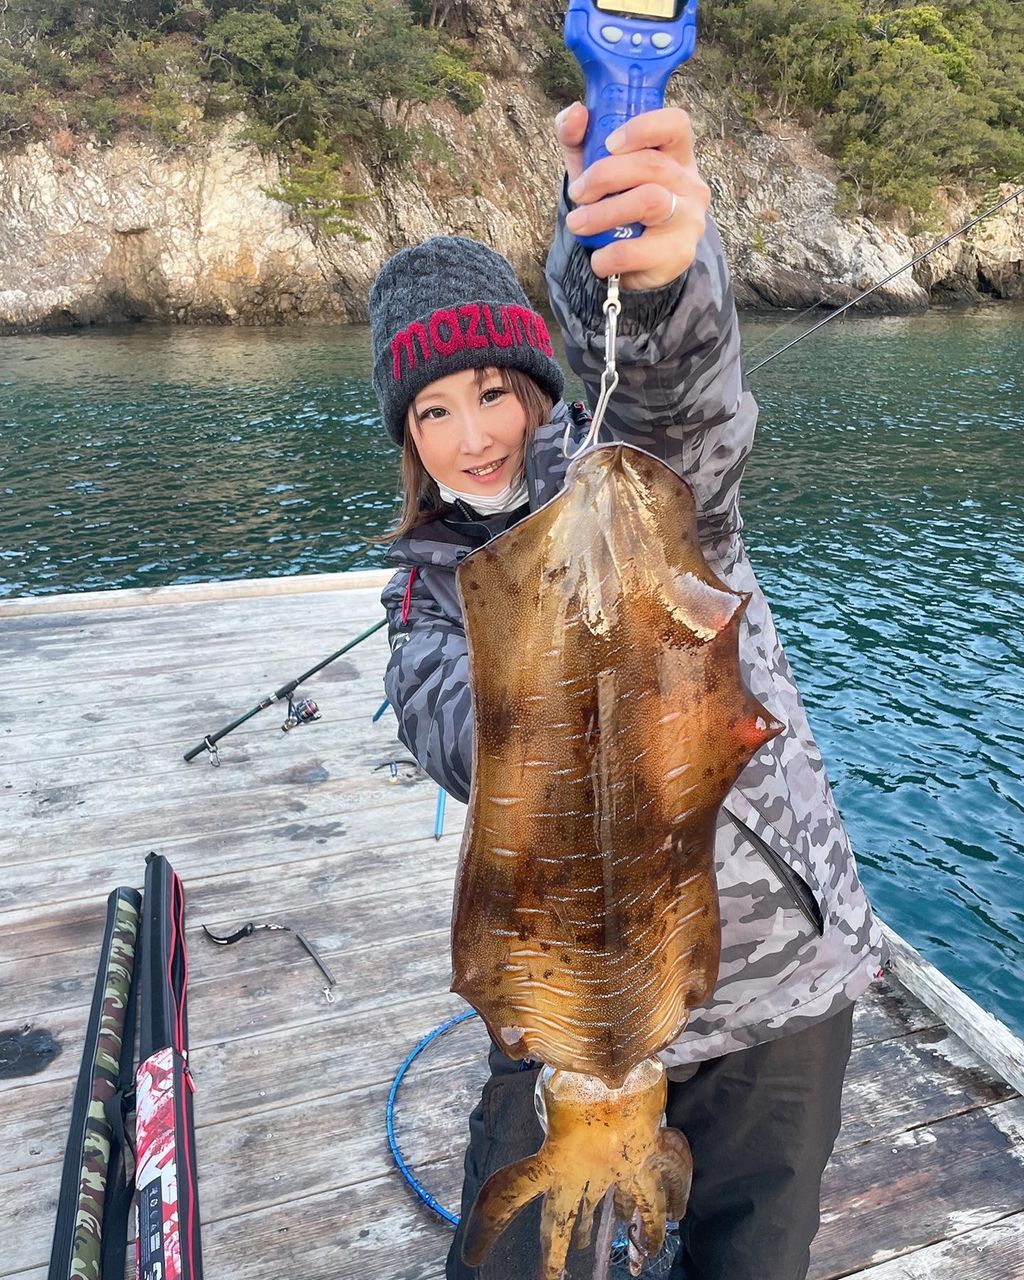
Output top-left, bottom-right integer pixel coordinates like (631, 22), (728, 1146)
(452, 444), (782, 1278)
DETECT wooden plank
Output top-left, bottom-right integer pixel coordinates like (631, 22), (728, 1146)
(33, 1095), (1024, 1280)
(840, 1213), (1024, 1278)
(0, 588), (386, 650)
(3, 715), (421, 827)
(0, 924), (457, 1098)
(388, 1008), (1020, 1171)
(8, 962), (1024, 1274)
(0, 638), (392, 742)
(0, 659), (391, 750)
(0, 826), (461, 954)
(0, 617), (388, 692)
(0, 591), (386, 642)
(0, 599), (387, 653)
(0, 960), (981, 1159)
(1, 1054), (489, 1274)
(0, 787), (465, 911)
(809, 1098), (1024, 1278)
(0, 602), (386, 663)
(881, 922), (1024, 1096)
(7, 575), (1024, 1280)
(0, 643), (383, 698)
(0, 827), (457, 951)
(1, 987), (473, 1176)
(835, 1026), (1015, 1152)
(176, 1168), (462, 1280)
(8, 989), (1014, 1269)
(0, 570), (395, 617)
(169, 1022), (1019, 1233)
(0, 589), (389, 705)
(15, 1110), (1023, 1279)
(0, 866), (457, 1027)
(850, 975), (942, 1047)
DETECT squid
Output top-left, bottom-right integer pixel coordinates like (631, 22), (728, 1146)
(451, 444), (783, 1278)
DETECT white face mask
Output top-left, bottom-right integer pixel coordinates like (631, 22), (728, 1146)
(437, 472), (530, 516)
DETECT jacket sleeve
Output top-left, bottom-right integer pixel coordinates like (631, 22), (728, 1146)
(381, 567), (474, 804)
(545, 187), (758, 550)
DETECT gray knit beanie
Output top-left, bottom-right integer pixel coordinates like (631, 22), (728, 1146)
(369, 235), (564, 446)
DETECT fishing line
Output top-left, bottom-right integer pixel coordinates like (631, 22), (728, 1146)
(740, 295), (840, 366)
(744, 184), (1024, 376)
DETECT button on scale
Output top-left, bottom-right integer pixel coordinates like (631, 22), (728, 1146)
(652, 32), (673, 49)
(600, 25), (624, 42)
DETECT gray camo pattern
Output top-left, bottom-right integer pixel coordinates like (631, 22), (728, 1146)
(381, 204), (885, 1065)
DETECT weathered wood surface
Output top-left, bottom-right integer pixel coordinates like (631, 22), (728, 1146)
(881, 921), (1024, 1098)
(0, 569), (393, 617)
(850, 1216), (1024, 1278)
(3, 577), (1023, 1280)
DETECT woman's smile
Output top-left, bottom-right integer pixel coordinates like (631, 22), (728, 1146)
(464, 455), (510, 481)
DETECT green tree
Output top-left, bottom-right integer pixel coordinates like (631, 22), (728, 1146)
(0, 0), (483, 160)
(703, 0), (1024, 212)
(263, 132), (371, 236)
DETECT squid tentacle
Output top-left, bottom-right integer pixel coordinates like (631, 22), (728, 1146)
(464, 1056), (693, 1279)
(462, 1153), (549, 1266)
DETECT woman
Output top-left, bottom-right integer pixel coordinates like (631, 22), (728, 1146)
(370, 103), (883, 1280)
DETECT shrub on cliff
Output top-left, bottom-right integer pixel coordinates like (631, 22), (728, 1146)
(263, 132), (372, 238)
(0, 0), (482, 161)
(2, 0), (1021, 218)
(704, 0), (1024, 213)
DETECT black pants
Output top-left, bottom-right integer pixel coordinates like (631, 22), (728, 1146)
(446, 1005), (854, 1280)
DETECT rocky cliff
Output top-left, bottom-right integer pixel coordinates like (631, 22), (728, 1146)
(0, 62), (1020, 334)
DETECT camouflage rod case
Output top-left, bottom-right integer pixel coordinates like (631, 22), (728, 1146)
(135, 851), (203, 1280)
(48, 886), (142, 1280)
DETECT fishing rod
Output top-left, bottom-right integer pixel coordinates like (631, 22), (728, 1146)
(182, 617), (386, 764)
(745, 183), (1024, 375)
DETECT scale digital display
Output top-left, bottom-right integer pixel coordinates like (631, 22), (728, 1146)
(595, 0), (680, 19)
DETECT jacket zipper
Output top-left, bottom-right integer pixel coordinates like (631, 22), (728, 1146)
(723, 808), (824, 936)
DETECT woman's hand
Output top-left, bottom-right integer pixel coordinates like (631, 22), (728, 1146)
(555, 102), (710, 291)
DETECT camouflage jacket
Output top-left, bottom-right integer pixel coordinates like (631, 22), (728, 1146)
(381, 208), (884, 1065)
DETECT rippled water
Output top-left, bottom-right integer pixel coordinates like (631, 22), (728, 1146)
(742, 307), (1023, 1041)
(1, 307), (1022, 1036)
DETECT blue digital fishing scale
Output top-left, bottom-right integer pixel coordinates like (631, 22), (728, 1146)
(564, 0), (698, 249)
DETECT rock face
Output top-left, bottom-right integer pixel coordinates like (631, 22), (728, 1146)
(0, 122), (342, 330)
(696, 114), (931, 314)
(0, 77), (1020, 334)
(911, 185), (1024, 303)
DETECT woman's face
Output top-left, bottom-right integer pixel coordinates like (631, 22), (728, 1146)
(409, 367), (528, 494)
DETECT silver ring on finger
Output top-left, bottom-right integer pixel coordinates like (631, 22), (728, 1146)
(656, 192), (678, 227)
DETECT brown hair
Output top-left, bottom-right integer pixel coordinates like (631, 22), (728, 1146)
(386, 367), (554, 542)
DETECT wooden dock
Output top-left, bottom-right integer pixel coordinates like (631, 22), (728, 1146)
(3, 573), (1023, 1279)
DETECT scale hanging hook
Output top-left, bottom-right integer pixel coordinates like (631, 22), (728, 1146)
(564, 274), (621, 459)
